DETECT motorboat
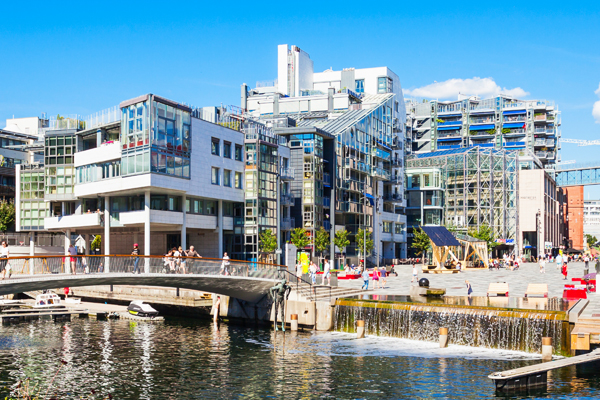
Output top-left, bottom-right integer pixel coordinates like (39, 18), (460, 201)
(34, 293), (65, 309)
(127, 301), (159, 318)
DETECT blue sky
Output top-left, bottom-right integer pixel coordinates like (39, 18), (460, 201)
(1, 1), (599, 193)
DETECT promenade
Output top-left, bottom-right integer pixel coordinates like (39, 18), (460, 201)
(337, 261), (595, 298)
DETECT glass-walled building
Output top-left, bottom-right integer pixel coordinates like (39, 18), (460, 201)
(406, 147), (518, 256)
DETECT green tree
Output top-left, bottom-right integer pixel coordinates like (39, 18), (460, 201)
(468, 224), (498, 253)
(290, 227), (311, 250)
(411, 227), (431, 265)
(90, 235), (102, 252)
(585, 234), (598, 248)
(0, 200), (15, 233)
(334, 229), (350, 268)
(314, 227), (330, 258)
(259, 229), (277, 256)
(356, 228), (374, 257)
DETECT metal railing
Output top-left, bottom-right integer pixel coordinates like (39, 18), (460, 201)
(1, 255), (283, 279)
(280, 167), (295, 180)
(84, 106), (120, 130)
(279, 269), (332, 302)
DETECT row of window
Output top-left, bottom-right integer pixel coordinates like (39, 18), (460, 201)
(211, 138), (243, 161)
(382, 221), (406, 234)
(211, 167), (243, 189)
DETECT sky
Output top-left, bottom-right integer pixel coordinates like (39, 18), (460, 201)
(1, 1), (599, 193)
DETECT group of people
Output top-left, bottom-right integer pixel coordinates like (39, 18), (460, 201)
(297, 258), (332, 286)
(161, 245), (203, 274)
(489, 254), (520, 271)
(362, 265), (388, 290)
(537, 252), (590, 280)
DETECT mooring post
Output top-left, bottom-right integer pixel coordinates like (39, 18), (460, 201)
(440, 327), (449, 348)
(356, 320), (365, 338)
(542, 337), (553, 362)
(290, 314), (298, 331)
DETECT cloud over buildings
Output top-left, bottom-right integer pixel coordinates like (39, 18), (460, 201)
(403, 77), (529, 100)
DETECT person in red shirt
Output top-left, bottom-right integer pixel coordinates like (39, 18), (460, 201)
(561, 262), (568, 280)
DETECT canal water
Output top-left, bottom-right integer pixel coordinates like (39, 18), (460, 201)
(1, 318), (600, 399)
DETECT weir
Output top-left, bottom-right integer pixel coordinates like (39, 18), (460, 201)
(334, 296), (574, 355)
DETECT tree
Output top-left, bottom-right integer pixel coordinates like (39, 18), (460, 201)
(314, 227), (330, 258)
(259, 229), (277, 258)
(0, 200), (15, 233)
(90, 235), (102, 252)
(468, 224), (498, 253)
(290, 227), (311, 250)
(585, 234), (598, 248)
(411, 227), (431, 265)
(356, 228), (374, 257)
(334, 229), (350, 268)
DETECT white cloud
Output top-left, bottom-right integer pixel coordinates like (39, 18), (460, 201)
(593, 83), (600, 123)
(403, 77), (529, 100)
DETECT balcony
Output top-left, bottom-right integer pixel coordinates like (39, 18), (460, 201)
(469, 117), (495, 124)
(323, 197), (331, 208)
(388, 175), (403, 184)
(534, 114), (547, 122)
(45, 212), (102, 230)
(503, 116), (526, 123)
(74, 141), (122, 167)
(383, 193), (403, 203)
(280, 167), (295, 180)
(390, 158), (402, 166)
(535, 128), (554, 135)
(503, 129), (526, 136)
(504, 141), (526, 148)
(281, 217), (295, 231)
(281, 193), (295, 206)
(372, 167), (390, 180)
(534, 139), (555, 147)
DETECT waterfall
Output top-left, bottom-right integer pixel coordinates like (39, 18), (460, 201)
(334, 299), (570, 355)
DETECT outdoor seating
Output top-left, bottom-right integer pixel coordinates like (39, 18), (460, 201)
(487, 282), (509, 297)
(525, 283), (548, 298)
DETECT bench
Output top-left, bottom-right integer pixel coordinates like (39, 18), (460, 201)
(525, 283), (548, 298)
(487, 282), (509, 297)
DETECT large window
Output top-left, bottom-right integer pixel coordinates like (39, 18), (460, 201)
(212, 167), (220, 185)
(355, 79), (365, 94)
(378, 77), (392, 93)
(235, 172), (243, 189)
(383, 221), (391, 233)
(211, 138), (220, 156)
(224, 170), (231, 187)
(150, 195), (182, 211)
(224, 142), (231, 158)
(235, 144), (243, 161)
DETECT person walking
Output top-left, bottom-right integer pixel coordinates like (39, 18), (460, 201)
(361, 267), (369, 290)
(322, 258), (331, 286)
(0, 241), (9, 280)
(177, 246), (187, 274)
(539, 255), (546, 274)
(561, 261), (568, 280)
(68, 243), (78, 274)
(132, 243), (140, 274)
(372, 266), (380, 289)
(295, 260), (303, 282)
(309, 261), (317, 284)
(220, 252), (230, 276)
(555, 253), (563, 271)
(411, 264), (418, 283)
(465, 280), (473, 298)
(380, 267), (387, 288)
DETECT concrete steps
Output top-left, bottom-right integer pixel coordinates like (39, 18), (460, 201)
(292, 283), (363, 302)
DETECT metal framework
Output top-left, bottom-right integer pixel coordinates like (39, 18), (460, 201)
(553, 162), (600, 186)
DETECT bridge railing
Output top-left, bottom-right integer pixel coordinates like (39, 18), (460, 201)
(1, 255), (285, 280)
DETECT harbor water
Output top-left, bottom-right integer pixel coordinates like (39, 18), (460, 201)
(1, 317), (600, 399)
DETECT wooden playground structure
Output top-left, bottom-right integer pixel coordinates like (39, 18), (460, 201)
(421, 227), (489, 273)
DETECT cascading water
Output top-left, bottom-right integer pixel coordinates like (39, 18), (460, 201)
(334, 298), (570, 355)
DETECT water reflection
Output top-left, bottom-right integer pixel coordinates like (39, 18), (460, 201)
(0, 318), (598, 399)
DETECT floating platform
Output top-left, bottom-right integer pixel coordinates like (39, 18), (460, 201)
(489, 349), (600, 391)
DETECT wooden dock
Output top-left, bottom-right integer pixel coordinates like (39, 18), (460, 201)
(489, 349), (600, 391)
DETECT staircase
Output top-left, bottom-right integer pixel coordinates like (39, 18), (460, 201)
(291, 281), (363, 302)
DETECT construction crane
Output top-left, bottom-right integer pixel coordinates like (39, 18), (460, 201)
(561, 138), (600, 146)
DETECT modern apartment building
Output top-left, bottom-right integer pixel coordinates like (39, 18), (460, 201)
(16, 94), (293, 264)
(405, 95), (561, 168)
(244, 44), (407, 262)
(405, 147), (518, 256)
(0, 122), (40, 201)
(584, 200), (600, 238)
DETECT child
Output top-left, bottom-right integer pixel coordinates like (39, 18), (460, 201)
(411, 264), (418, 283)
(561, 262), (568, 280)
(465, 280), (473, 298)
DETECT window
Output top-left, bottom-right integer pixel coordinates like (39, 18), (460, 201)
(224, 170), (231, 187)
(205, 201), (216, 215)
(235, 172), (243, 189)
(378, 77), (392, 93)
(383, 221), (392, 233)
(395, 224), (403, 234)
(355, 79), (365, 94)
(211, 138), (220, 156)
(224, 142), (231, 158)
(235, 144), (243, 161)
(211, 167), (220, 185)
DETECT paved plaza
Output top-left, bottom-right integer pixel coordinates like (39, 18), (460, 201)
(337, 262), (598, 299)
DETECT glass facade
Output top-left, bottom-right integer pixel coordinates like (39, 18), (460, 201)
(120, 97), (191, 179)
(20, 166), (49, 230)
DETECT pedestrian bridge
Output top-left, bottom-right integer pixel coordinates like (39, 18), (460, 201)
(553, 162), (600, 186)
(0, 255), (284, 303)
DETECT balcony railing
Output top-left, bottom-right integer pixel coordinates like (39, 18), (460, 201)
(281, 194), (294, 206)
(504, 129), (526, 135)
(383, 193), (403, 202)
(503, 116), (526, 123)
(372, 167), (390, 180)
(535, 128), (554, 135)
(281, 217), (295, 231)
(534, 114), (547, 121)
(280, 167), (295, 180)
(84, 106), (120, 130)
(469, 117), (494, 124)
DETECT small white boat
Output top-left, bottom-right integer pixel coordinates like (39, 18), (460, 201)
(127, 301), (159, 318)
(34, 293), (65, 309)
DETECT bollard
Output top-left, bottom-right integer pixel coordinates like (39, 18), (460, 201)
(542, 337), (553, 361)
(357, 320), (365, 339)
(439, 327), (449, 348)
(291, 314), (298, 331)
